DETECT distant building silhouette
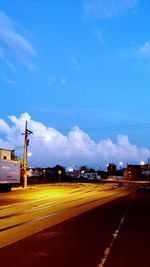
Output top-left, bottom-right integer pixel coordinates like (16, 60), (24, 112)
(107, 163), (116, 176)
(124, 165), (142, 181)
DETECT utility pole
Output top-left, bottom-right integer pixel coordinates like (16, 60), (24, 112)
(23, 121), (33, 188)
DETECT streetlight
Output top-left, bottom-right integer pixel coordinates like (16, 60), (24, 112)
(119, 161), (123, 169)
(45, 135), (51, 141)
(27, 152), (32, 157)
(58, 170), (62, 183)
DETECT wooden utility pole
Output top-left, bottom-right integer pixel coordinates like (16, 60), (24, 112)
(23, 121), (33, 187)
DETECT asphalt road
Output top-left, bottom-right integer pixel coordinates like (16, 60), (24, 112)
(0, 183), (132, 247)
(1, 183), (149, 267)
(104, 185), (150, 267)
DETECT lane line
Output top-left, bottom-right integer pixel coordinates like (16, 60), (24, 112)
(97, 188), (137, 267)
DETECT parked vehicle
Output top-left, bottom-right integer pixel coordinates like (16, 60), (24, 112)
(0, 159), (20, 192)
(80, 172), (101, 182)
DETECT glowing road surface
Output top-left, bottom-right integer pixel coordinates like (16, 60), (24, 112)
(0, 183), (135, 248)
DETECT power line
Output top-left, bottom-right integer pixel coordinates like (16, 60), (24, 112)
(29, 122), (150, 138)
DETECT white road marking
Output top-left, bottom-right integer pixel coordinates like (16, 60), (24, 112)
(97, 188), (137, 267)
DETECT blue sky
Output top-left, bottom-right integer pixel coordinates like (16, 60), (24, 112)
(0, 0), (150, 168)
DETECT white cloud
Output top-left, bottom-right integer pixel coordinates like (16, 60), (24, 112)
(48, 76), (67, 86)
(60, 77), (67, 85)
(138, 42), (150, 58)
(0, 119), (10, 134)
(0, 11), (36, 69)
(120, 41), (150, 62)
(83, 0), (138, 19)
(0, 113), (149, 168)
(5, 79), (18, 85)
(0, 47), (17, 72)
(93, 27), (105, 45)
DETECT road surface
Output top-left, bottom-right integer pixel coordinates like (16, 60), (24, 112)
(0, 183), (149, 266)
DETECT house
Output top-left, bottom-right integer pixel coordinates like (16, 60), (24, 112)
(0, 148), (12, 160)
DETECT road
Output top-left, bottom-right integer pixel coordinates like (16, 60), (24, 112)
(0, 183), (149, 267)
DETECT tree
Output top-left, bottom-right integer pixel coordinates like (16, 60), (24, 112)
(11, 150), (20, 161)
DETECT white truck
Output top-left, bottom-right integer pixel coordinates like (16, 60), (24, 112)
(0, 159), (20, 191)
(80, 172), (101, 182)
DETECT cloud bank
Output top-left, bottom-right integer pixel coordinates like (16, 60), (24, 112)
(0, 113), (149, 168)
(83, 0), (138, 19)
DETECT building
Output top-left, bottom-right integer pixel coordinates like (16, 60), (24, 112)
(124, 165), (142, 181)
(140, 164), (150, 180)
(0, 148), (11, 160)
(107, 163), (116, 176)
(123, 164), (150, 181)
